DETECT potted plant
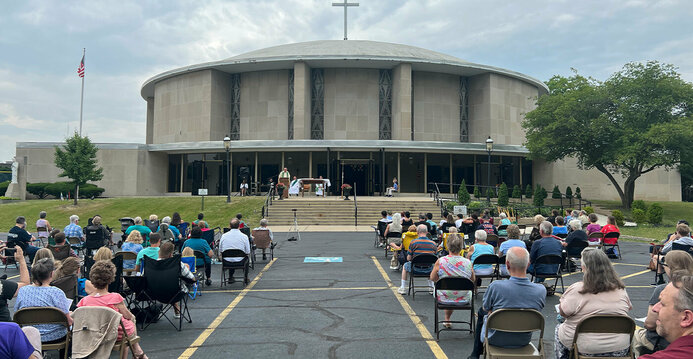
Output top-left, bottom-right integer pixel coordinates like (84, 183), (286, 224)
(276, 182), (286, 200)
(341, 183), (352, 200)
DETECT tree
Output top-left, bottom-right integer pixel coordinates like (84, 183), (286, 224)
(457, 179), (471, 205)
(523, 62), (693, 208)
(54, 133), (103, 205)
(498, 183), (509, 206)
(575, 187), (582, 199)
(473, 186), (481, 199)
(533, 185), (547, 207)
(551, 185), (561, 199)
(512, 185), (522, 199)
(565, 186), (573, 199)
(525, 184), (533, 198)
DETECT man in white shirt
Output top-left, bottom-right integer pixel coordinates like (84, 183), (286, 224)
(219, 219), (251, 283)
(454, 213), (465, 229)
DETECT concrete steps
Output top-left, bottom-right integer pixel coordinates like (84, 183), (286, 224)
(266, 197), (441, 226)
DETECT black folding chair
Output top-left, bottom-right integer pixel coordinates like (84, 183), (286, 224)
(385, 231), (401, 258)
(530, 254), (565, 293)
(407, 253), (438, 300)
(193, 250), (208, 292)
(602, 232), (622, 259)
(433, 277), (475, 340)
(141, 255), (192, 331)
(473, 254), (500, 294)
(221, 249), (250, 286)
(564, 240), (589, 272)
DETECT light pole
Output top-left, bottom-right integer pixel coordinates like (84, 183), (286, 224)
(224, 135), (231, 203)
(485, 136), (494, 203)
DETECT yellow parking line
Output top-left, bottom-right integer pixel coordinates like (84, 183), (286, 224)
(203, 286), (387, 293)
(620, 269), (651, 280)
(371, 256), (448, 359)
(178, 258), (277, 359)
(613, 263), (648, 268)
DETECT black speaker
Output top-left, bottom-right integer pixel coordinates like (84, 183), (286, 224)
(239, 166), (249, 179)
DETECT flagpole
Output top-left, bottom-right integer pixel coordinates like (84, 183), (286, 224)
(79, 48), (85, 136)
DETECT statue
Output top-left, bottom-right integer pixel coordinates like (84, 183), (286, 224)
(11, 157), (18, 184)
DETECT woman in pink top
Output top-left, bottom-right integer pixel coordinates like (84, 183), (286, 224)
(78, 261), (148, 359)
(584, 213), (601, 234)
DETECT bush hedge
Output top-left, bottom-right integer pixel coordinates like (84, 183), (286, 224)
(612, 210), (625, 226)
(583, 206), (594, 215)
(525, 184), (533, 198)
(647, 203), (664, 225)
(631, 200), (648, 213)
(0, 181), (9, 195)
(512, 185), (522, 199)
(632, 208), (647, 224)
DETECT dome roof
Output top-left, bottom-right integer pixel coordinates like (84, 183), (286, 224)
(141, 40), (547, 98)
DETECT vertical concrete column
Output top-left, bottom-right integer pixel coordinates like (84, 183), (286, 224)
(145, 98), (154, 144)
(392, 63), (412, 141)
(293, 62), (311, 139)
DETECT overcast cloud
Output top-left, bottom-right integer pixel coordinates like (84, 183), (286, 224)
(1, 0), (692, 160)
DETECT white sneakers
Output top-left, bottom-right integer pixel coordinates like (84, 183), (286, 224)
(397, 286), (407, 294)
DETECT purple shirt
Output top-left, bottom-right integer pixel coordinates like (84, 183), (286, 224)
(586, 223), (601, 234)
(0, 322), (36, 359)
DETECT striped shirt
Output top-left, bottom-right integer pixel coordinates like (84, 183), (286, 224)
(409, 237), (437, 257)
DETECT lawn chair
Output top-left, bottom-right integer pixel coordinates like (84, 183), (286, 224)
(193, 250), (209, 289)
(433, 277), (475, 340)
(181, 255), (200, 299)
(68, 236), (85, 257)
(251, 229), (275, 261)
(14, 307), (71, 359)
(570, 315), (635, 359)
(484, 309), (545, 358)
(36, 226), (48, 247)
(51, 274), (78, 307)
(141, 255), (192, 331)
(407, 253), (438, 300)
(2, 244), (18, 272)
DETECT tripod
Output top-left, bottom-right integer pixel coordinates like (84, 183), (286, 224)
(287, 209), (301, 241)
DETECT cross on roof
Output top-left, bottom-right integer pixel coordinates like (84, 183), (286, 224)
(332, 0), (359, 40)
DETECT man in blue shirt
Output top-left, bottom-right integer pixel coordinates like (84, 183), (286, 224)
(528, 221), (563, 280)
(398, 225), (437, 294)
(468, 246), (546, 359)
(63, 214), (84, 240)
(8, 216), (40, 263)
(182, 226), (214, 286)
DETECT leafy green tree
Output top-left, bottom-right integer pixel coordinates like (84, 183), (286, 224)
(498, 183), (509, 206)
(575, 187), (582, 199)
(54, 133), (104, 205)
(647, 203), (664, 224)
(486, 187), (495, 200)
(523, 62), (693, 208)
(473, 186), (481, 199)
(612, 210), (625, 226)
(525, 184), (533, 198)
(457, 179), (471, 205)
(533, 185), (546, 207)
(551, 185), (561, 199)
(512, 185), (522, 199)
(565, 186), (573, 199)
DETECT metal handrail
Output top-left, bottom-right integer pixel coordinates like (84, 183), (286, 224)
(353, 182), (358, 227)
(262, 185), (274, 218)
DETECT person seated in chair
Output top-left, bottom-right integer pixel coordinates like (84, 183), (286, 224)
(48, 232), (77, 260)
(134, 233), (161, 273)
(498, 225), (526, 277)
(193, 213), (209, 229)
(182, 227), (214, 286)
(219, 219), (250, 283)
(528, 221), (563, 283)
(35, 211), (52, 240)
(477, 217), (497, 236)
(8, 216), (40, 263)
(563, 220), (588, 256)
(78, 260), (148, 359)
(397, 225), (437, 295)
(662, 223), (693, 254)
(425, 213), (437, 235)
(497, 213), (511, 237)
(385, 177), (398, 197)
(240, 178), (249, 196)
(84, 215), (111, 251)
(414, 213), (432, 236)
(467, 247), (546, 359)
(430, 235), (474, 328)
(158, 242), (195, 319)
(466, 230), (496, 286)
(552, 216), (568, 236)
(125, 217), (152, 245)
(63, 214), (85, 243)
(253, 219), (274, 260)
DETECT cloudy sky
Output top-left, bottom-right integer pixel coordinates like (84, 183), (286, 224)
(1, 0), (692, 160)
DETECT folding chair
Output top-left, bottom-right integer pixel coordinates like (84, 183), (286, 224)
(84, 226), (107, 258)
(496, 255), (510, 279)
(239, 227), (256, 269)
(51, 274), (78, 305)
(555, 232), (568, 239)
(371, 225), (380, 248)
(36, 226), (48, 247)
(14, 307), (71, 359)
(193, 250), (209, 288)
(115, 251), (138, 276)
(433, 277), (475, 340)
(570, 315), (635, 359)
(564, 241), (589, 272)
(484, 309), (545, 358)
(603, 232), (621, 259)
(251, 229), (275, 261)
(181, 255), (200, 298)
(221, 249), (250, 286)
(384, 231), (402, 258)
(109, 255), (125, 296)
(587, 232), (604, 248)
(2, 244), (18, 272)
(530, 254), (565, 293)
(68, 236), (85, 257)
(407, 253), (438, 300)
(486, 234), (499, 248)
(141, 255), (192, 331)
(71, 306), (139, 359)
(473, 254), (500, 295)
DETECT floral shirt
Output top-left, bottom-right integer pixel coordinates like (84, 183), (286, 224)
(436, 255), (473, 304)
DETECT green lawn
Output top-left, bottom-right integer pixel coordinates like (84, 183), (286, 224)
(0, 196), (265, 231)
(592, 200), (693, 241)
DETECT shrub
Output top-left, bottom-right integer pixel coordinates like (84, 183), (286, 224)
(27, 182), (52, 199)
(565, 186), (573, 199)
(647, 203), (664, 225)
(45, 182), (74, 198)
(473, 186), (481, 199)
(498, 183), (509, 206)
(468, 201), (483, 210)
(632, 208), (647, 224)
(584, 206), (594, 215)
(552, 185), (561, 199)
(445, 200), (458, 212)
(533, 185), (546, 207)
(79, 183), (105, 198)
(575, 186), (582, 199)
(457, 179), (471, 205)
(0, 180), (9, 195)
(486, 187), (495, 199)
(631, 200), (648, 213)
(512, 185), (522, 199)
(525, 184), (533, 198)
(612, 210), (625, 226)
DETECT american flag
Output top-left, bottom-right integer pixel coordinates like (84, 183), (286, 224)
(77, 54), (85, 78)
